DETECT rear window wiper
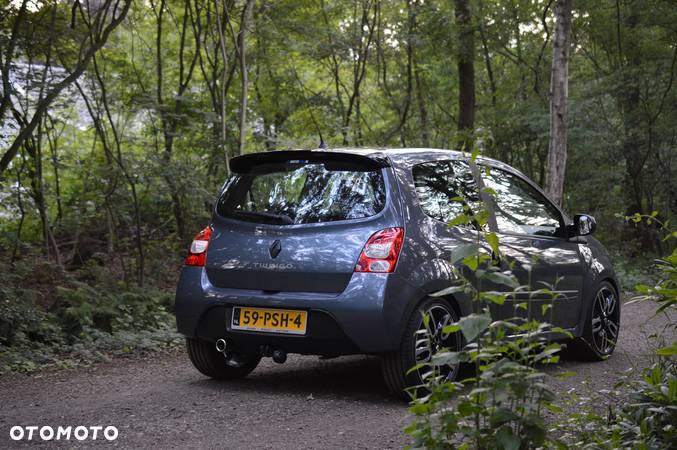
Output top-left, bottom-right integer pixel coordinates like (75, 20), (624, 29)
(231, 210), (294, 225)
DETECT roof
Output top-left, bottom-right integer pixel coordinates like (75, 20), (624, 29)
(308, 147), (511, 168)
(314, 147), (467, 159)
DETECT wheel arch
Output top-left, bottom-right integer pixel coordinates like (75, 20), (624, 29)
(395, 284), (471, 348)
(601, 276), (620, 298)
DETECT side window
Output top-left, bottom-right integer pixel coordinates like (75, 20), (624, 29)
(413, 160), (480, 224)
(480, 166), (562, 236)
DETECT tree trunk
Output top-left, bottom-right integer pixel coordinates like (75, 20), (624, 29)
(455, 0), (475, 151)
(11, 155), (27, 265)
(545, 0), (572, 207)
(479, 14), (497, 108)
(237, 0), (255, 156)
(215, 0), (231, 172)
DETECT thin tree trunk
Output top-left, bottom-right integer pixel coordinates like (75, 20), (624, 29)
(215, 0), (232, 172)
(11, 154), (27, 265)
(25, 5), (62, 268)
(414, 62), (429, 147)
(196, 0), (237, 178)
(411, 1), (429, 147)
(152, 0), (202, 240)
(380, 0), (412, 144)
(46, 115), (63, 224)
(455, 0), (475, 151)
(545, 0), (572, 206)
(237, 0), (255, 156)
(479, 16), (497, 108)
(83, 54), (146, 286)
(155, 0), (184, 240)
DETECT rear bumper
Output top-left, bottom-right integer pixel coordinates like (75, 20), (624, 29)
(174, 267), (420, 354)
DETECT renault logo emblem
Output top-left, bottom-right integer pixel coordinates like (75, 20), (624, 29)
(269, 239), (282, 259)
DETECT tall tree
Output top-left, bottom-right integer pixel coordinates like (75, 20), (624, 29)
(544, 0), (572, 206)
(0, 0), (132, 176)
(455, 0), (475, 151)
(237, 0), (255, 156)
(151, 0), (202, 240)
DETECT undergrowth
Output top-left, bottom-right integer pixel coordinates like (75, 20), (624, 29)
(0, 259), (181, 375)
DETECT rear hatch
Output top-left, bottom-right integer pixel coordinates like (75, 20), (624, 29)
(205, 151), (397, 293)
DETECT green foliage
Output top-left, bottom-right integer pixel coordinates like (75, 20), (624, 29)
(0, 260), (181, 375)
(1, 0), (675, 267)
(555, 359), (677, 450)
(554, 213), (677, 449)
(406, 177), (566, 449)
(624, 214), (677, 338)
(405, 174), (676, 450)
(406, 316), (565, 450)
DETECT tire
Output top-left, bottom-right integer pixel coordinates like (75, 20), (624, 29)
(381, 297), (462, 400)
(570, 281), (621, 361)
(185, 338), (261, 380)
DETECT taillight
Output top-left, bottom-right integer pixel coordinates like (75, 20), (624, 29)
(184, 226), (212, 267)
(355, 228), (404, 273)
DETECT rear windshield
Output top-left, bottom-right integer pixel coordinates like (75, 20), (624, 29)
(216, 162), (386, 225)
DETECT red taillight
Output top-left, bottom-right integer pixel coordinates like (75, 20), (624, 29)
(184, 226), (212, 267)
(355, 228), (404, 273)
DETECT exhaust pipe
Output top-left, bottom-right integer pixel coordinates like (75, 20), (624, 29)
(272, 349), (287, 364)
(215, 338), (227, 354)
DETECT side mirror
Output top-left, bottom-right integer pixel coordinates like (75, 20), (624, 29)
(571, 214), (596, 237)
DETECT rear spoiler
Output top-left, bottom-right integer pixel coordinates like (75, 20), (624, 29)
(229, 150), (390, 173)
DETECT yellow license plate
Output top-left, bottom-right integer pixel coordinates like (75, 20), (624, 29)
(231, 307), (307, 335)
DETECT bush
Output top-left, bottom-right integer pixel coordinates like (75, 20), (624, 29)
(554, 213), (677, 449)
(404, 182), (676, 449)
(406, 316), (567, 449)
(405, 176), (568, 449)
(0, 259), (181, 375)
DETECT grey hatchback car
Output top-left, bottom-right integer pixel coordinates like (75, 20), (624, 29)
(174, 148), (620, 396)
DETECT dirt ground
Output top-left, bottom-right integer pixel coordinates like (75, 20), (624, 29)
(0, 299), (672, 449)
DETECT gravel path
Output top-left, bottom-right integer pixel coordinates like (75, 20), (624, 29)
(0, 299), (671, 449)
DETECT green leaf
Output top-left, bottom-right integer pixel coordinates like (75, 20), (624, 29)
(442, 324), (462, 334)
(544, 403), (563, 413)
(422, 313), (430, 330)
(430, 284), (466, 297)
(458, 313), (492, 342)
(556, 371), (577, 378)
(668, 379), (677, 401)
(406, 362), (428, 375)
(450, 243), (480, 265)
(481, 292), (507, 305)
(486, 231), (500, 256)
(490, 407), (518, 426)
(463, 255), (480, 271)
(474, 209), (490, 226)
(431, 351), (468, 366)
(448, 214), (472, 227)
(495, 425), (520, 450)
(482, 271), (518, 288)
(656, 341), (677, 357)
(457, 400), (478, 416)
(481, 186), (497, 197)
